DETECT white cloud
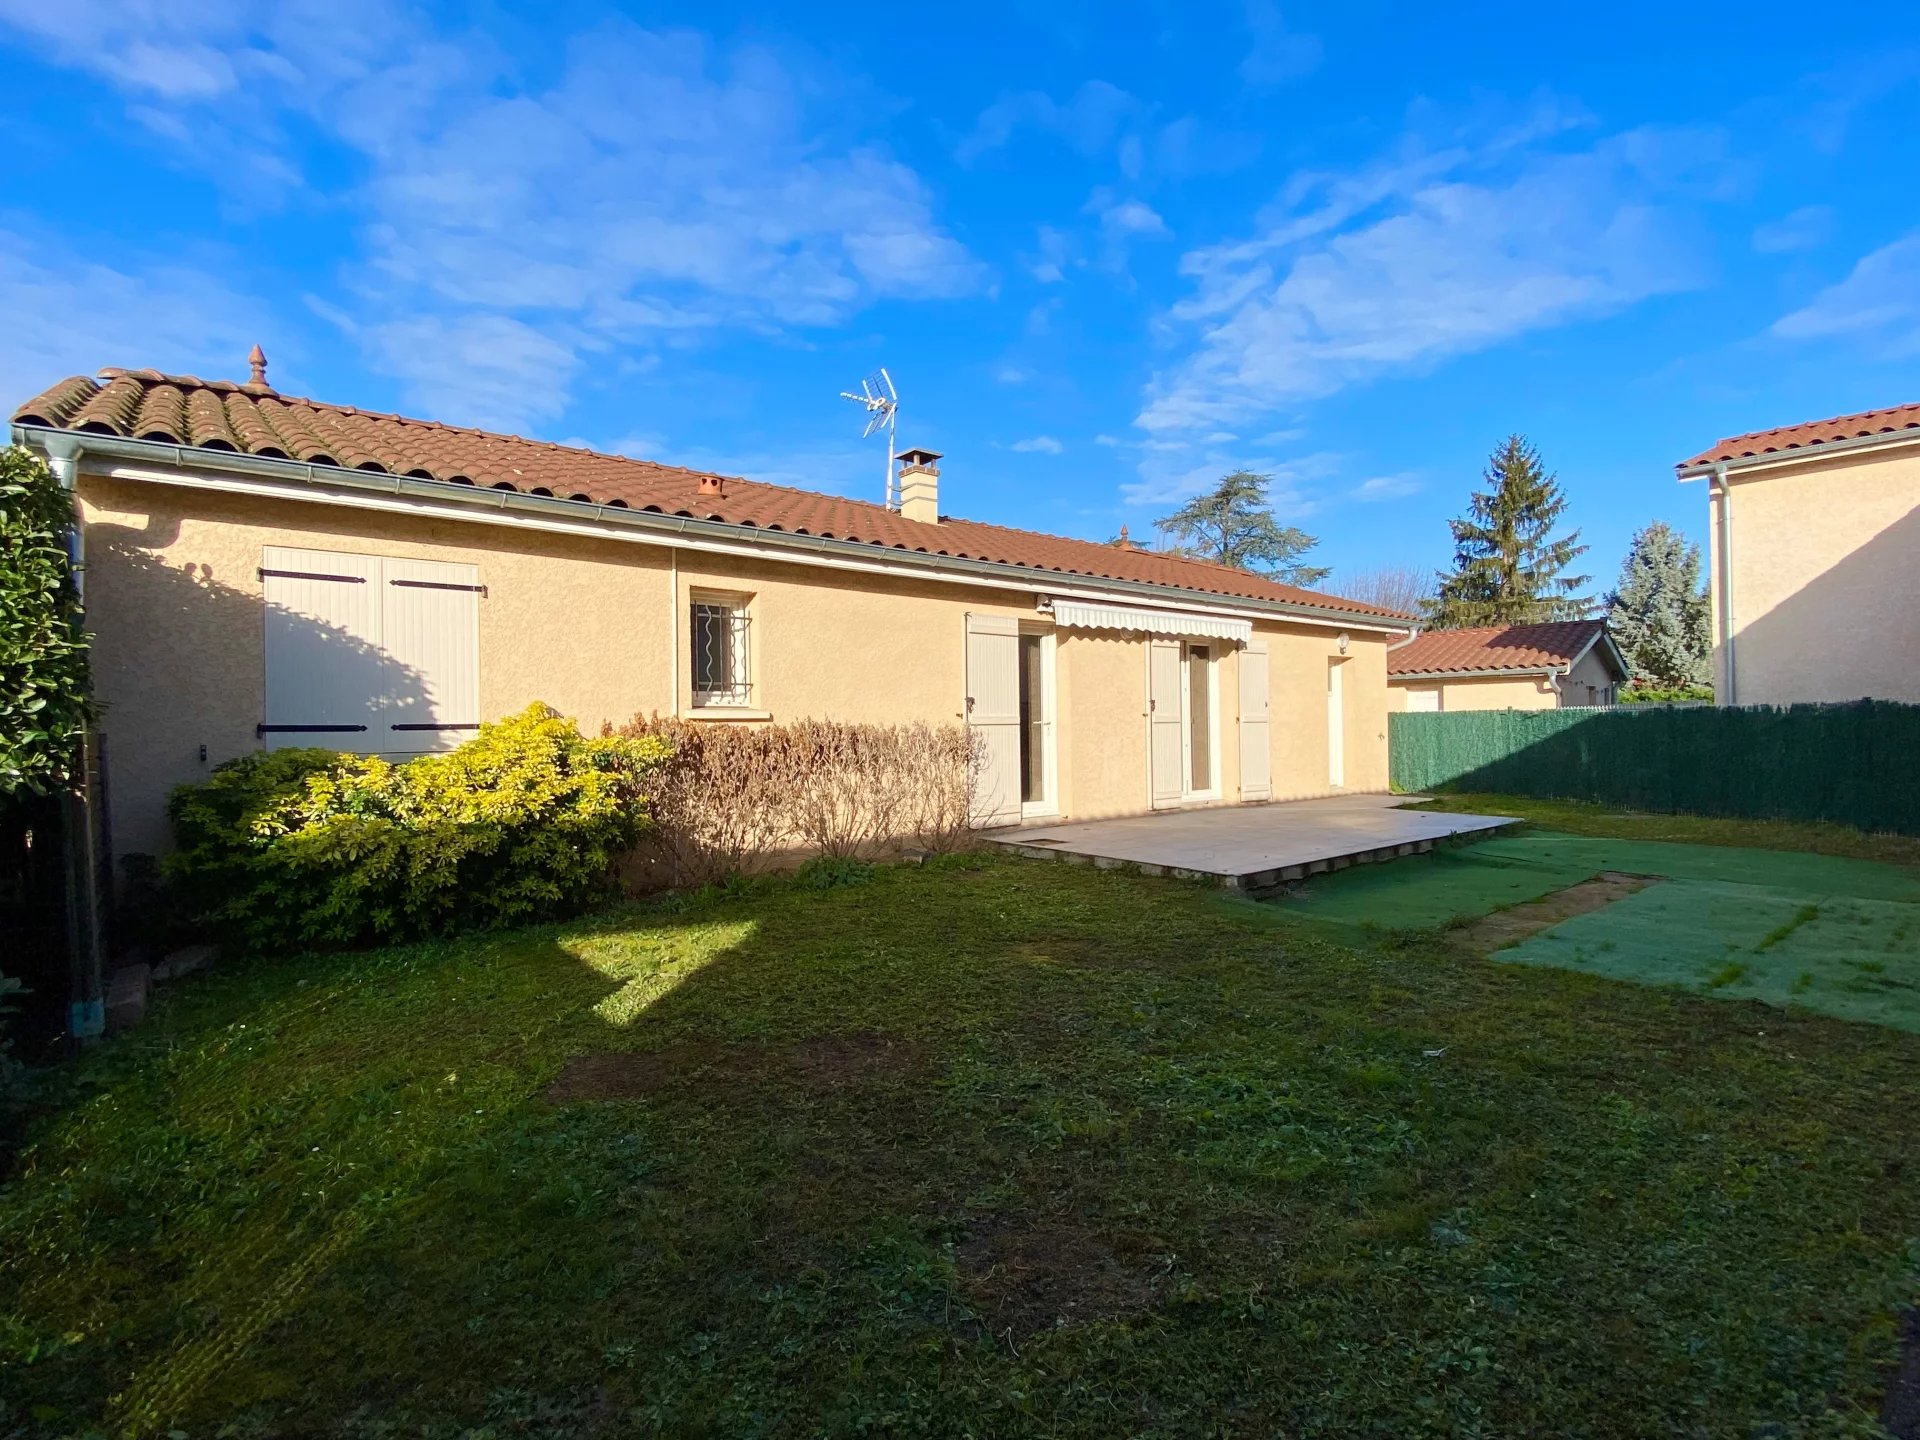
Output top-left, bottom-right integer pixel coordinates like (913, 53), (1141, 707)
(1138, 119), (1718, 434)
(1752, 204), (1834, 254)
(955, 80), (1137, 164)
(1239, 0), (1322, 87)
(0, 225), (266, 409)
(365, 314), (583, 434)
(1010, 435), (1065, 454)
(0, 9), (981, 432)
(1028, 225), (1073, 284)
(1121, 447), (1341, 510)
(1771, 231), (1920, 356)
(1353, 472), (1422, 501)
(1097, 198), (1169, 238)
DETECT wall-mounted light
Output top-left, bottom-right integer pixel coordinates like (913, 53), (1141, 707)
(1337, 632), (1350, 655)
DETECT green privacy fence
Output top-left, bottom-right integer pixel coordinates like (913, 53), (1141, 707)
(1389, 700), (1920, 835)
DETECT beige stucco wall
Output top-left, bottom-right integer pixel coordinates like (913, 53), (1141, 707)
(1385, 648), (1619, 712)
(1387, 674), (1556, 711)
(76, 471), (1393, 858)
(1709, 446), (1920, 706)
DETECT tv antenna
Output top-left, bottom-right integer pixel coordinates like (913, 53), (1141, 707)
(839, 367), (899, 507)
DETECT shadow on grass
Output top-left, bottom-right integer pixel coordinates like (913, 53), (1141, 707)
(6, 854), (1920, 1437)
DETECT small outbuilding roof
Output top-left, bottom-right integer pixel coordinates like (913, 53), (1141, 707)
(1387, 619), (1625, 679)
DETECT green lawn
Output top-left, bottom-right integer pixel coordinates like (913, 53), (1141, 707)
(4, 847), (1919, 1437)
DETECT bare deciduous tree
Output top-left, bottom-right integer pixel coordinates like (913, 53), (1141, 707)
(1333, 563), (1434, 619)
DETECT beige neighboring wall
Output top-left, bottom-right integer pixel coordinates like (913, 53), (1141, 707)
(1710, 446), (1920, 706)
(77, 470), (1395, 857)
(1386, 673), (1558, 712)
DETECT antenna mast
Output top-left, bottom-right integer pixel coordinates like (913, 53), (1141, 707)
(839, 368), (900, 507)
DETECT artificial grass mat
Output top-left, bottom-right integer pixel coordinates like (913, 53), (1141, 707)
(1280, 832), (1920, 1032)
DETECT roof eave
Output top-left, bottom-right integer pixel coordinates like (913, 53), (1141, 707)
(17, 425), (1409, 630)
(1676, 425), (1920, 479)
(1388, 666), (1560, 682)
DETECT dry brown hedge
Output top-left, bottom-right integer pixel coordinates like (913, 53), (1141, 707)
(614, 715), (982, 887)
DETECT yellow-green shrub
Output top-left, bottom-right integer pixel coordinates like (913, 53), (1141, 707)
(167, 704), (670, 950)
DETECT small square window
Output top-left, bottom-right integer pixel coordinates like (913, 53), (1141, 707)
(691, 595), (752, 706)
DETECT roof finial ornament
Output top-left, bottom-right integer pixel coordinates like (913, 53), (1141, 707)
(247, 344), (269, 390)
(1115, 524), (1135, 550)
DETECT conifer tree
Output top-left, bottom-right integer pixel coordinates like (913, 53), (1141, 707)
(1427, 435), (1590, 628)
(1607, 521), (1711, 688)
(1153, 470), (1330, 586)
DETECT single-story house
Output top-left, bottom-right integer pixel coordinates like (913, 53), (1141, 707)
(10, 356), (1411, 865)
(1385, 620), (1627, 712)
(1677, 400), (1920, 707)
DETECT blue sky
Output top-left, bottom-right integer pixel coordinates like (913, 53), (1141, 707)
(3, 2), (1917, 597)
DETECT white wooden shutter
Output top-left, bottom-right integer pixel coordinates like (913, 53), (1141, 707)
(1238, 643), (1271, 802)
(1148, 638), (1184, 808)
(381, 557), (482, 752)
(965, 614), (1022, 827)
(261, 546), (383, 750)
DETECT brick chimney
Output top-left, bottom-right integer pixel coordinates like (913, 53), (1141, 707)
(897, 448), (942, 523)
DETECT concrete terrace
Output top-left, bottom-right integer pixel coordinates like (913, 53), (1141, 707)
(990, 794), (1519, 894)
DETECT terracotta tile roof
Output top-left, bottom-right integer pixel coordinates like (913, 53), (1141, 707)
(12, 367), (1406, 620)
(1679, 400), (1920, 470)
(1387, 620), (1613, 676)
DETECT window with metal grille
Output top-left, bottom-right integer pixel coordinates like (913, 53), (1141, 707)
(691, 596), (752, 705)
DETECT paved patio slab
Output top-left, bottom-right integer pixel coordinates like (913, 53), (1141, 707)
(990, 794), (1519, 893)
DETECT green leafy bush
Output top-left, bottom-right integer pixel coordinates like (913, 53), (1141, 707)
(0, 446), (92, 794)
(1619, 684), (1714, 705)
(167, 704), (670, 951)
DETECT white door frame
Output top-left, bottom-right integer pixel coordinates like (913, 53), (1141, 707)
(1018, 624), (1058, 819)
(1180, 640), (1221, 801)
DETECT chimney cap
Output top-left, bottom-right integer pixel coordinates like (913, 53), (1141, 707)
(897, 447), (943, 467)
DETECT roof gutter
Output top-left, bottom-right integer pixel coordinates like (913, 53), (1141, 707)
(1389, 666), (1561, 682)
(1676, 425), (1920, 480)
(12, 425), (1410, 636)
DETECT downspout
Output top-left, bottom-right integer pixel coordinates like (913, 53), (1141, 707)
(1711, 464), (1736, 706)
(669, 549), (680, 718)
(37, 435), (106, 1043)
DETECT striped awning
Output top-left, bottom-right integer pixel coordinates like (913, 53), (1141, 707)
(1050, 598), (1251, 643)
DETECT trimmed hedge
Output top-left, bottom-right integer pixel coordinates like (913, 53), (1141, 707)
(167, 704), (670, 950)
(1390, 700), (1920, 835)
(0, 446), (91, 794)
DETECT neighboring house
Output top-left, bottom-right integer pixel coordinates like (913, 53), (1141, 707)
(11, 359), (1411, 863)
(1677, 401), (1920, 707)
(1385, 621), (1627, 712)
